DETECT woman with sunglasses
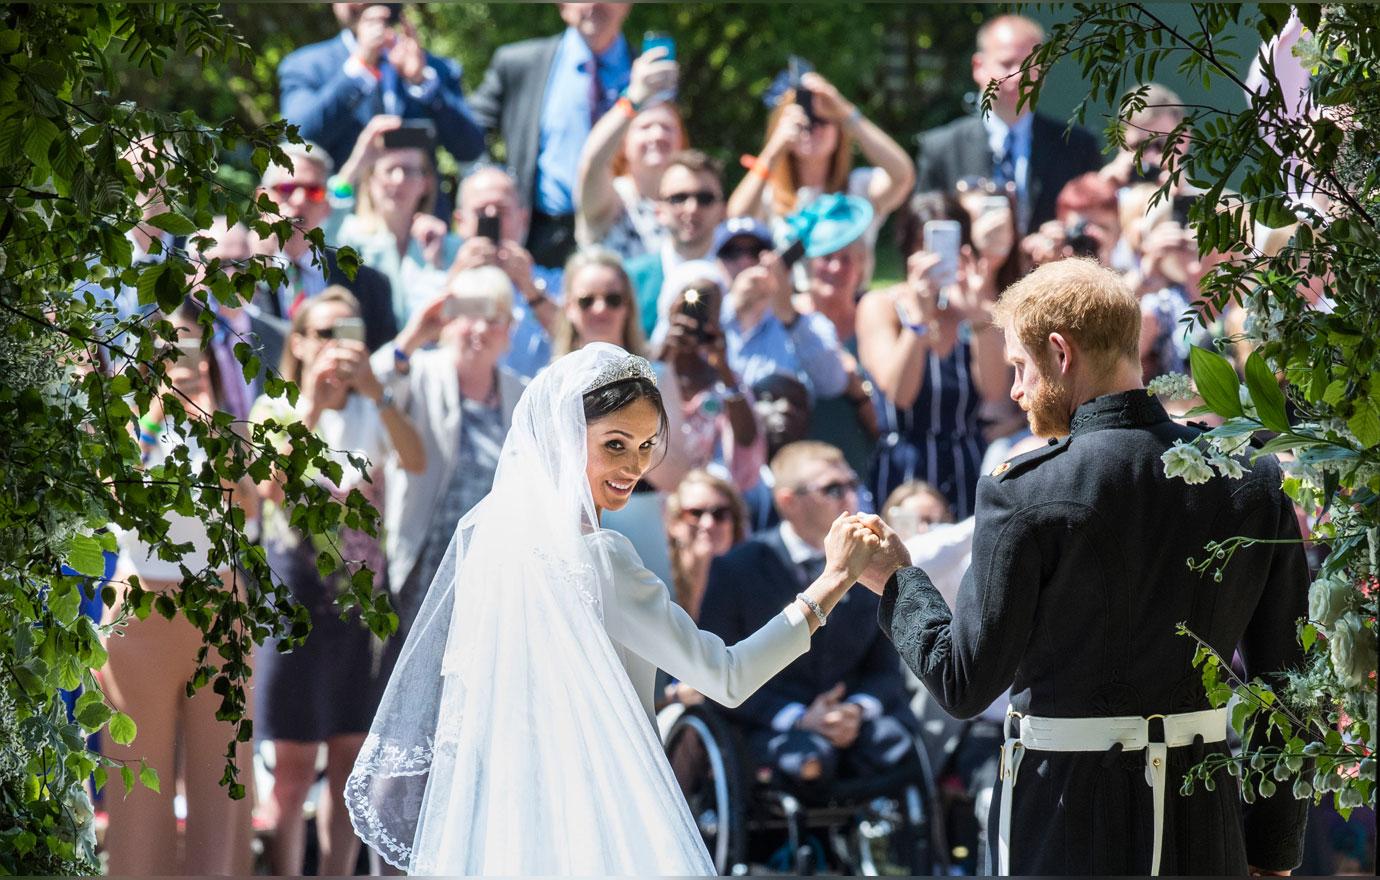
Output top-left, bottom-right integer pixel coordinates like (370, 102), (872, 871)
(575, 43), (688, 262)
(727, 71), (914, 287)
(331, 115), (459, 326)
(249, 286), (425, 877)
(664, 469), (750, 622)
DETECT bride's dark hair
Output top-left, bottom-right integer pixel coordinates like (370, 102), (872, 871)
(583, 376), (669, 444)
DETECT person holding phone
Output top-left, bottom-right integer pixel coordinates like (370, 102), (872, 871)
(653, 261), (766, 496)
(277, 3), (483, 172)
(575, 36), (687, 261)
(331, 115), (461, 326)
(249, 286), (424, 877)
(855, 191), (1011, 520)
(728, 68), (914, 289)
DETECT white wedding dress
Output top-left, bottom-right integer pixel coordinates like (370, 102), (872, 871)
(346, 344), (812, 875)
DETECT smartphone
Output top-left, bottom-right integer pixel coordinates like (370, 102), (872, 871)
(334, 317), (366, 343)
(777, 238), (807, 270)
(979, 195), (1011, 215)
(678, 287), (712, 343)
(476, 207), (502, 243)
(788, 55), (816, 123)
(923, 219), (962, 294)
(382, 119), (436, 151)
(444, 293), (499, 321)
(643, 31), (676, 61)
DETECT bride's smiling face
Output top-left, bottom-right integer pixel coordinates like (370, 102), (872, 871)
(586, 396), (662, 516)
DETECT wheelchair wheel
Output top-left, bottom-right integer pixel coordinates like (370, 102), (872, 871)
(662, 705), (749, 874)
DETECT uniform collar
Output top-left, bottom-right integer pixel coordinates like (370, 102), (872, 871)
(1069, 389), (1170, 437)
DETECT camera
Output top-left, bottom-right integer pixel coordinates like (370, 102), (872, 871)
(1064, 219), (1101, 259)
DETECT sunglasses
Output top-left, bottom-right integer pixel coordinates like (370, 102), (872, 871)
(681, 505), (733, 524)
(271, 182), (327, 204)
(800, 478), (860, 500)
(663, 190), (721, 208)
(719, 243), (768, 262)
(576, 292), (626, 311)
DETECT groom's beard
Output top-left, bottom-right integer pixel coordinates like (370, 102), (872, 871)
(1022, 368), (1074, 439)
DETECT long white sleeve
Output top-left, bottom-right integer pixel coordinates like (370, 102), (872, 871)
(596, 530), (810, 708)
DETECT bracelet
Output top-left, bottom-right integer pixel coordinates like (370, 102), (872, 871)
(903, 320), (932, 338)
(796, 592), (828, 627)
(393, 345), (411, 373)
(615, 95), (638, 118)
(749, 160), (771, 181)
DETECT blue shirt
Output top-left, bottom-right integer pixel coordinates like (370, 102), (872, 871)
(500, 263), (563, 380)
(720, 305), (850, 400)
(534, 28), (631, 215)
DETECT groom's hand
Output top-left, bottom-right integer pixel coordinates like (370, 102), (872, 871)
(853, 513), (911, 596)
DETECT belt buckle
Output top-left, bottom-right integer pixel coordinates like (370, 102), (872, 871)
(1145, 713), (1167, 747)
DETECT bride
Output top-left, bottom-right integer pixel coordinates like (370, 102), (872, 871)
(345, 342), (880, 875)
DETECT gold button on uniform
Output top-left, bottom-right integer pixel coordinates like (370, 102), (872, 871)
(991, 462), (1011, 477)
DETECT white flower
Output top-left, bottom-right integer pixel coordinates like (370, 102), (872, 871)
(1148, 372), (1195, 400)
(1208, 449), (1247, 479)
(1210, 432), (1253, 457)
(1162, 440), (1215, 484)
(1329, 612), (1377, 688)
(1308, 574), (1351, 629)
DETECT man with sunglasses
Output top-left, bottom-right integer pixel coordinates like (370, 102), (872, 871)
(254, 142), (399, 353)
(625, 149), (727, 338)
(700, 440), (916, 797)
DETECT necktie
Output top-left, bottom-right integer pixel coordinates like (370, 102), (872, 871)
(994, 128), (1017, 187)
(799, 554), (826, 589)
(588, 59), (607, 125)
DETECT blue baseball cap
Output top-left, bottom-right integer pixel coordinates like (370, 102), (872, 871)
(711, 217), (775, 258)
(785, 193), (874, 258)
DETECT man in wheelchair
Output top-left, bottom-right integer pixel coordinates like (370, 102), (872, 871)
(699, 441), (920, 800)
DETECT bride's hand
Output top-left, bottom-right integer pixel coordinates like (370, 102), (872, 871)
(851, 513), (912, 596)
(824, 513), (882, 583)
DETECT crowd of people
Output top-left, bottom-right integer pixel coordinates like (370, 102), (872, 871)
(87, 2), (1366, 876)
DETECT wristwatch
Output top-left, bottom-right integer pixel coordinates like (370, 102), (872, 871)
(377, 386), (397, 411)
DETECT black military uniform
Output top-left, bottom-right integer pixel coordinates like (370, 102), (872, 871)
(877, 390), (1310, 875)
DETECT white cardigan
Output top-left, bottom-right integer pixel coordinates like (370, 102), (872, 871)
(371, 343), (528, 592)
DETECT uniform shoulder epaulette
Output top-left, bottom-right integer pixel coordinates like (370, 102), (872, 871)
(988, 435), (1071, 481)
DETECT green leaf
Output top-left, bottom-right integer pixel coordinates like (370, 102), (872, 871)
(120, 764), (135, 794)
(93, 764), (109, 793)
(145, 211), (198, 235)
(74, 696), (113, 732)
(1190, 346), (1244, 418)
(1301, 623), (1317, 652)
(109, 711), (137, 745)
(1244, 352), (1290, 433)
(139, 760), (161, 793)
(1232, 700), (1252, 736)
(48, 580), (80, 625)
(66, 532), (107, 577)
(1348, 398), (1380, 449)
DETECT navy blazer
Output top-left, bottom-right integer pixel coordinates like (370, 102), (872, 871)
(278, 32), (485, 168)
(699, 528), (913, 733)
(915, 111), (1104, 232)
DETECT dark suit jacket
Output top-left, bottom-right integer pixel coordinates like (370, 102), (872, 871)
(277, 32), (485, 169)
(878, 391), (1309, 874)
(914, 112), (1104, 231)
(700, 527), (913, 733)
(255, 249), (398, 354)
(467, 35), (563, 211)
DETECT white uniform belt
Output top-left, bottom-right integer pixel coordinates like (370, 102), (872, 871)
(996, 707), (1228, 877)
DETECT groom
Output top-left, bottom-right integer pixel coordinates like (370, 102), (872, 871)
(856, 259), (1309, 875)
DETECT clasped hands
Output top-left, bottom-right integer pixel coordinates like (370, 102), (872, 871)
(824, 512), (912, 595)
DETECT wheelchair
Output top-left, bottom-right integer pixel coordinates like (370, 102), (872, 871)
(659, 702), (951, 875)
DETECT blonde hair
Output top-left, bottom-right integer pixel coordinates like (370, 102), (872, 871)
(552, 248), (648, 358)
(769, 441), (848, 490)
(280, 285), (361, 385)
(665, 469), (749, 612)
(881, 481), (953, 525)
(355, 148), (438, 225)
(991, 258), (1141, 372)
(763, 93), (854, 218)
(449, 265), (516, 318)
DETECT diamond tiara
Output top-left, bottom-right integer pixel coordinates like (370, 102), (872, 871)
(584, 355), (658, 393)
